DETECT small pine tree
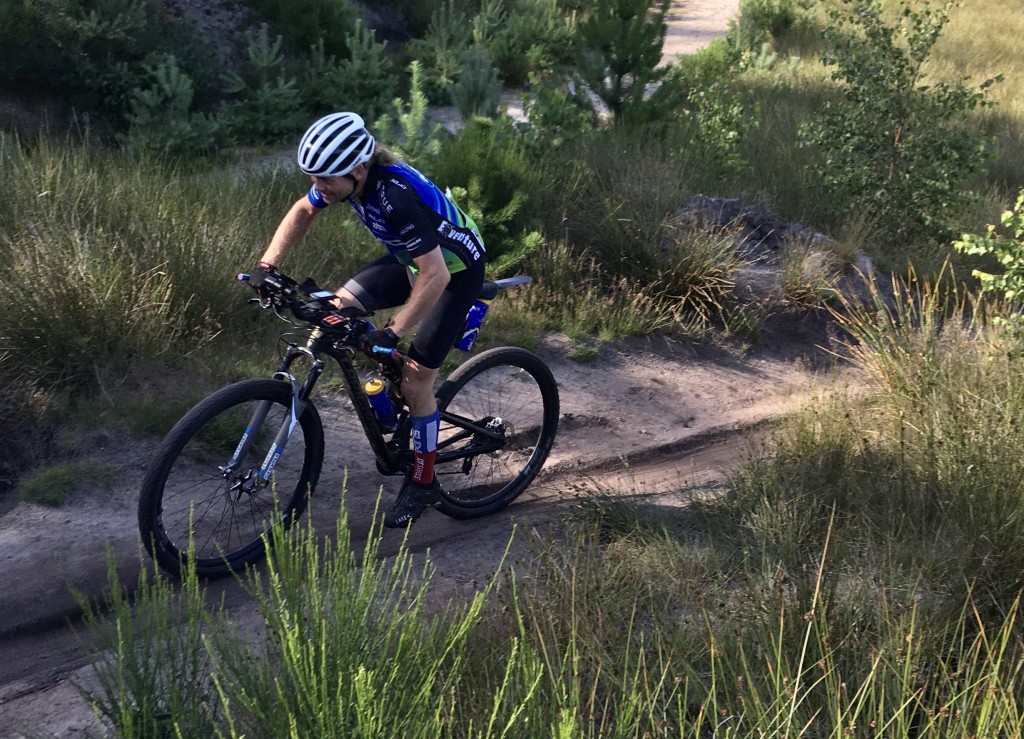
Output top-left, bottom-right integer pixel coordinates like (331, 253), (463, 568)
(374, 62), (446, 164)
(574, 0), (671, 123)
(450, 47), (503, 119)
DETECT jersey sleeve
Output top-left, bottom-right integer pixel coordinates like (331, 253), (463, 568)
(378, 175), (441, 260)
(307, 186), (329, 209)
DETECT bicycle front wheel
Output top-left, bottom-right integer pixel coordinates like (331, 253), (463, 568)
(434, 347), (559, 518)
(138, 379), (324, 579)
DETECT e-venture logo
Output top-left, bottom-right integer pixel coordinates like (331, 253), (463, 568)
(436, 221), (482, 261)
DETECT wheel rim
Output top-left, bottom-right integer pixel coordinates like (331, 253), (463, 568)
(154, 395), (312, 569)
(436, 362), (549, 507)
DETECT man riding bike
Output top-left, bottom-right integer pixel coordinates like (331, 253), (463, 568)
(254, 112), (486, 528)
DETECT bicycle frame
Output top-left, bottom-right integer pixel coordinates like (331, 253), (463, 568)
(250, 327), (510, 486)
(227, 273), (536, 486)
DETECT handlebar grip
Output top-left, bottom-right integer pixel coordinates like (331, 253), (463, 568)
(237, 273), (251, 281)
(372, 346), (401, 359)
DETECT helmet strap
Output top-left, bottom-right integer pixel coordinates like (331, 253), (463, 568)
(337, 173), (359, 203)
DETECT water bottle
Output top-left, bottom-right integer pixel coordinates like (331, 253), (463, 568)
(363, 378), (398, 432)
(455, 299), (491, 351)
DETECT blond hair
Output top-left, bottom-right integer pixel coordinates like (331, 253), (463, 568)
(370, 143), (398, 167)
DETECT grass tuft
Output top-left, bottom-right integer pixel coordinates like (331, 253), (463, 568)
(18, 459), (119, 507)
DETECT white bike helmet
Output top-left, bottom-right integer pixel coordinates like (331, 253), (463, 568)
(297, 112), (375, 177)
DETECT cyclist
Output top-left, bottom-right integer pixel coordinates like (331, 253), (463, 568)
(254, 112), (486, 529)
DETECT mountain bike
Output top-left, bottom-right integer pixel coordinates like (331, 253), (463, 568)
(138, 269), (559, 579)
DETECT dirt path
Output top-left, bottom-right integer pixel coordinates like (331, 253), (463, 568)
(0, 331), (850, 736)
(663, 0), (741, 62)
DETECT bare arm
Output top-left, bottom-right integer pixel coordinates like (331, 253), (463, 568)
(389, 247), (451, 338)
(258, 197), (321, 266)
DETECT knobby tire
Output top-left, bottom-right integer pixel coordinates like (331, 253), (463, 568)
(138, 379), (324, 578)
(434, 347), (559, 518)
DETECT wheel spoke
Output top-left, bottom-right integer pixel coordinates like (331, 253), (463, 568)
(139, 380), (323, 578)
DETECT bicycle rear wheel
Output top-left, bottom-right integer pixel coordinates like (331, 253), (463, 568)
(433, 347), (559, 518)
(138, 379), (324, 578)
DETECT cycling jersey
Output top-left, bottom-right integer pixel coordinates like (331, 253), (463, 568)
(307, 162), (485, 274)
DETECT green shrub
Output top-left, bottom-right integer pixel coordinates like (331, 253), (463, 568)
(799, 0), (1000, 243)
(19, 459), (118, 507)
(954, 188), (1024, 330)
(409, 0), (472, 103)
(450, 47), (503, 118)
(425, 117), (533, 262)
(124, 55), (223, 155)
(299, 22), (397, 122)
(373, 61), (447, 164)
(574, 0), (671, 123)
(490, 0), (578, 86)
(1, 0), (220, 131)
(243, 0), (358, 58)
(730, 0), (801, 51)
(519, 71), (598, 155)
(221, 24), (305, 145)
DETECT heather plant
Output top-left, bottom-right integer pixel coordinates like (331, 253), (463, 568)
(81, 480), (1024, 736)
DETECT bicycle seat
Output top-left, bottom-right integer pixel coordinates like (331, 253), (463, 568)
(480, 275), (532, 300)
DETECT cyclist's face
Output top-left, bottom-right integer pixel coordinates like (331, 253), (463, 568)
(310, 174), (355, 204)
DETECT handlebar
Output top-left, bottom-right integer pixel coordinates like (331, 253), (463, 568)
(238, 270), (359, 328)
(237, 270), (400, 361)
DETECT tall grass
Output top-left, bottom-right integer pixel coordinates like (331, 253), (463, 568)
(0, 132), (387, 489)
(78, 487), (1024, 737)
(0, 133), (381, 388)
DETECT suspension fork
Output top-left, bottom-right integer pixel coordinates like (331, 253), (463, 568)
(221, 347), (324, 485)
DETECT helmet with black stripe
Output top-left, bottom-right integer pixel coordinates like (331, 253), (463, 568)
(297, 112), (375, 177)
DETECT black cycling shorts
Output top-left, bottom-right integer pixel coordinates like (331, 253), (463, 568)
(342, 253), (485, 369)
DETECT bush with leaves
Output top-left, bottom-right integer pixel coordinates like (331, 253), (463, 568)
(954, 189), (1024, 330)
(520, 71), (598, 155)
(799, 0), (999, 243)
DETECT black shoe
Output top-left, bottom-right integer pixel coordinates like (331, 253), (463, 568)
(383, 478), (441, 529)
